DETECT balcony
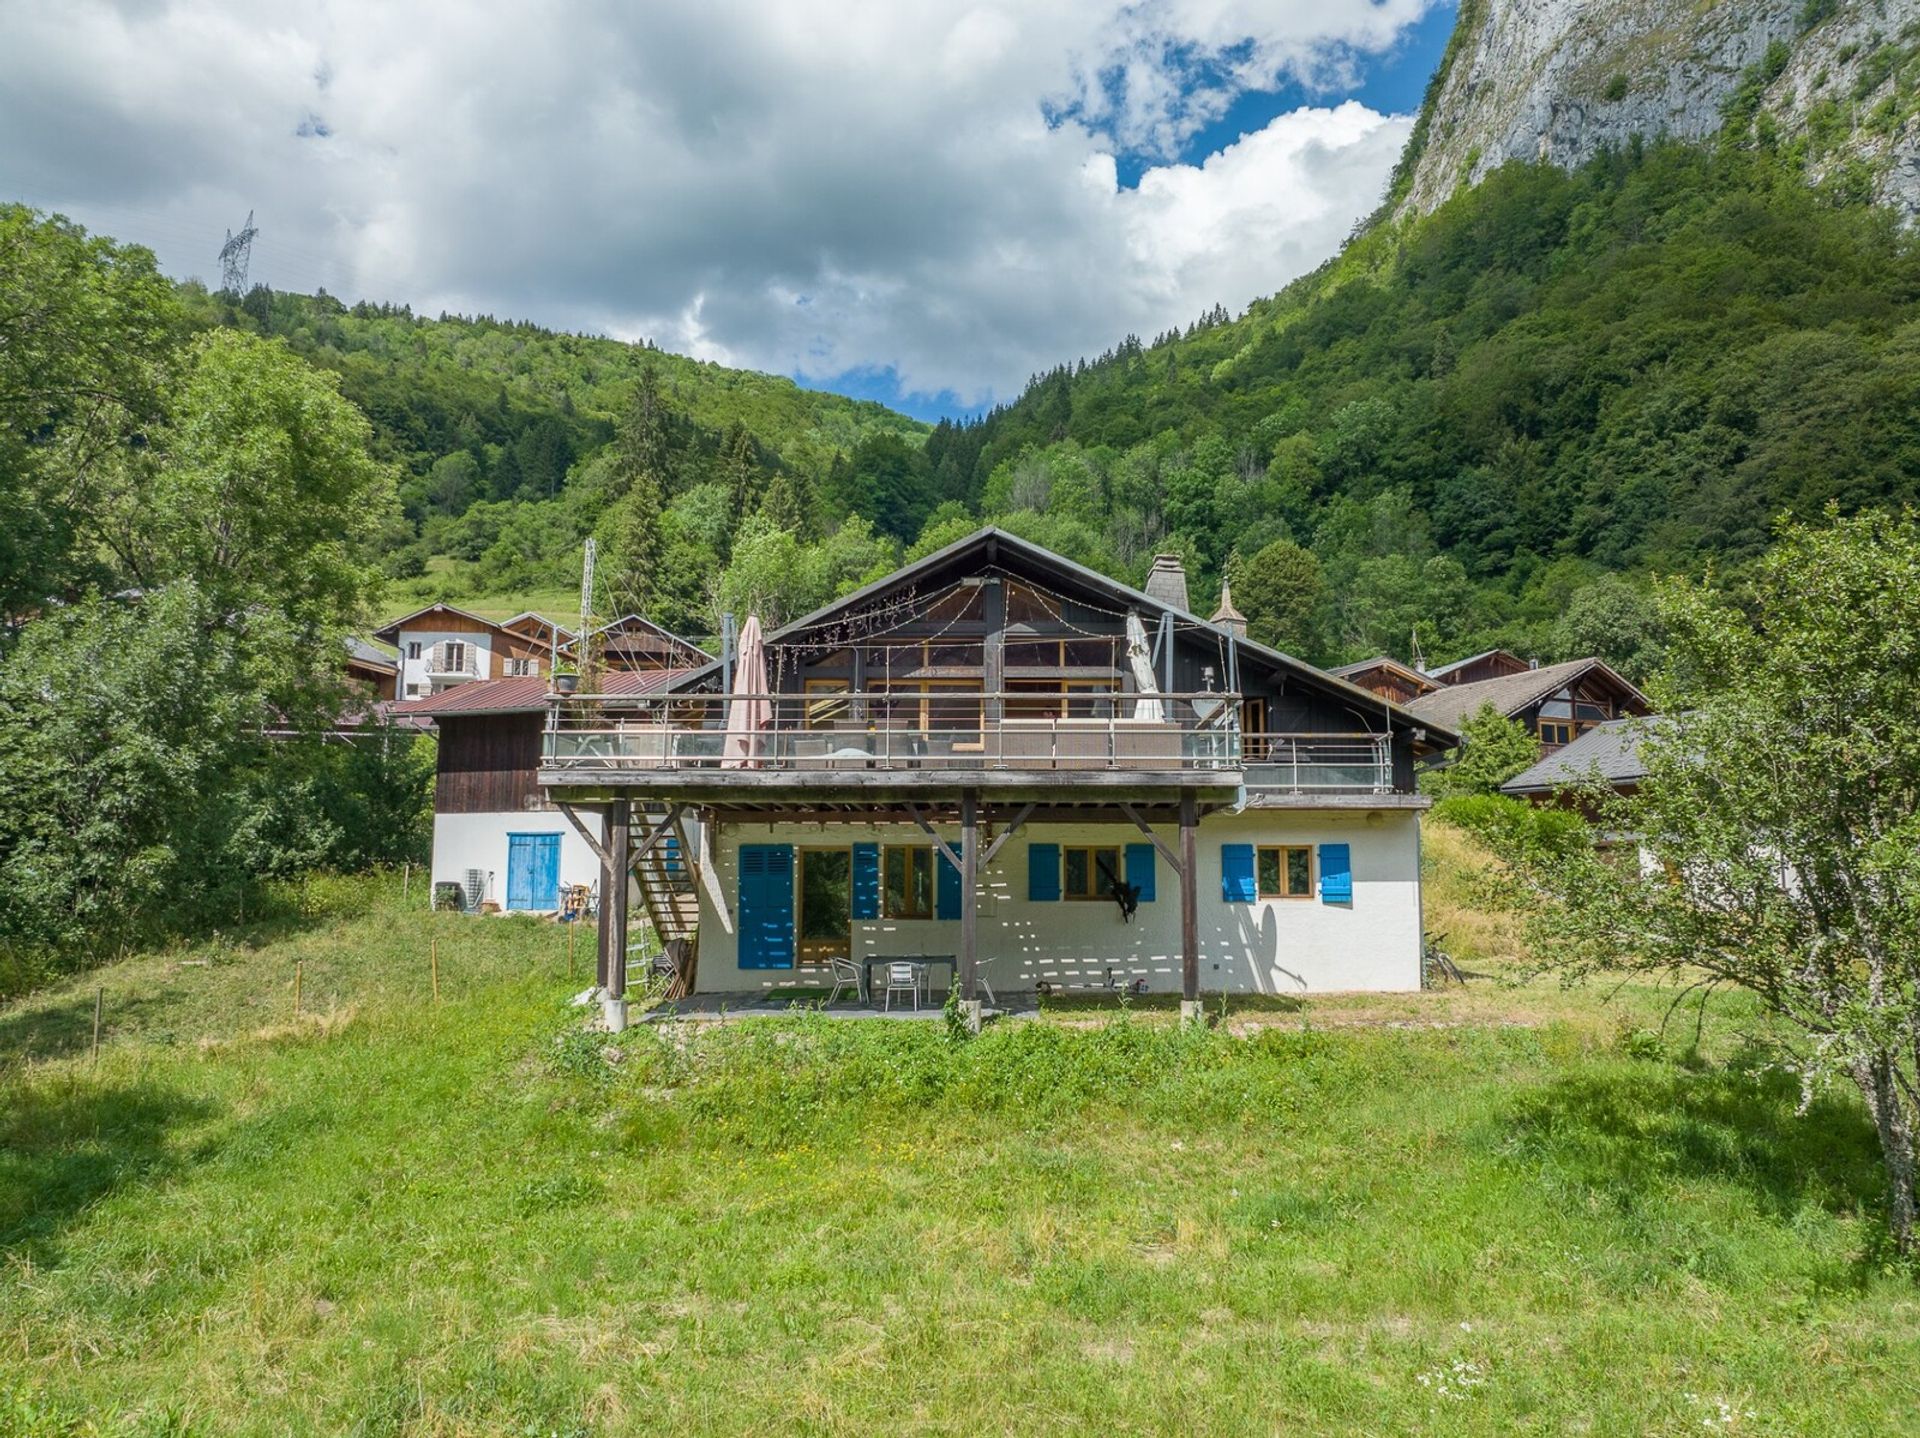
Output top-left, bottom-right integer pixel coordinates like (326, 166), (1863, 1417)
(537, 692), (1404, 800)
(541, 690), (1236, 791)
(1242, 732), (1396, 795)
(423, 643), (483, 686)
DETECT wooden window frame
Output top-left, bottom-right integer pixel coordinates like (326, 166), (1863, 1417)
(1256, 845), (1313, 900)
(804, 678), (852, 729)
(1062, 845), (1123, 901)
(1539, 721), (1575, 747)
(883, 846), (936, 920)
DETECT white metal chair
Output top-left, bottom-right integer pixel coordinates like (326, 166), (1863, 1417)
(827, 954), (862, 1006)
(883, 961), (923, 1012)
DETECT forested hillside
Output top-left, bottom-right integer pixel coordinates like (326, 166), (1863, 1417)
(178, 138), (1920, 676)
(944, 140), (1920, 670)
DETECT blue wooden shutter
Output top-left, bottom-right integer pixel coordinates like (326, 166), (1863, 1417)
(1125, 842), (1156, 902)
(1028, 843), (1060, 902)
(506, 834), (535, 910)
(936, 850), (962, 919)
(1221, 844), (1256, 902)
(1318, 843), (1352, 905)
(851, 843), (880, 920)
(739, 844), (796, 968)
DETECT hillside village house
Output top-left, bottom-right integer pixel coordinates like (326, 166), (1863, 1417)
(401, 528), (1457, 1029)
(386, 612), (710, 912)
(1403, 655), (1650, 755)
(374, 603), (569, 698)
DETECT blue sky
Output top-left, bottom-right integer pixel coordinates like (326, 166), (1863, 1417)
(817, 4), (1457, 422)
(4, 2), (1456, 422)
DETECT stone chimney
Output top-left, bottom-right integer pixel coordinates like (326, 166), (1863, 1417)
(1211, 580), (1247, 639)
(1144, 553), (1189, 613)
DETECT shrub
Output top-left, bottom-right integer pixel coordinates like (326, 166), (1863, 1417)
(1431, 794), (1590, 860)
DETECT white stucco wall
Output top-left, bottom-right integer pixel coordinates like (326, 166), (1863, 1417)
(693, 809), (1424, 995)
(430, 810), (601, 911)
(395, 629), (494, 698)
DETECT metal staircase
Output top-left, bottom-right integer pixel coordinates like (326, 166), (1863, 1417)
(632, 806), (699, 996)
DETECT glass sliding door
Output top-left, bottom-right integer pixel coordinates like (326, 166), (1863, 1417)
(798, 848), (852, 964)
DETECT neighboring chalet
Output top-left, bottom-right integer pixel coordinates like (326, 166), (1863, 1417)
(1501, 716), (1661, 806)
(344, 637), (397, 701)
(374, 603), (569, 699)
(392, 669), (692, 913)
(1406, 656), (1651, 756)
(530, 528), (1455, 1028)
(1331, 656), (1440, 706)
(1424, 648), (1533, 687)
(565, 614), (712, 672)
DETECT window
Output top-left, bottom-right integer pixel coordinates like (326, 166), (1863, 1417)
(1256, 846), (1313, 899)
(407, 640), (421, 660)
(884, 847), (935, 919)
(805, 678), (851, 728)
(1006, 678), (1114, 719)
(504, 657), (536, 677)
(1063, 846), (1122, 900)
(1539, 721), (1574, 747)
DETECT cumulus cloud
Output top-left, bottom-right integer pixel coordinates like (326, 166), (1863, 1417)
(0, 0), (1429, 405)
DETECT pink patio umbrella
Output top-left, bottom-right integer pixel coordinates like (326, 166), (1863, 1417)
(721, 613), (771, 768)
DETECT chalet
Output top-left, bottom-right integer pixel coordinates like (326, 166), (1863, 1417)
(391, 668), (691, 913)
(564, 614), (712, 672)
(1406, 656), (1650, 756)
(1501, 716), (1661, 806)
(373, 603), (567, 698)
(1331, 656), (1441, 706)
(1424, 648), (1532, 687)
(531, 528), (1454, 1029)
(344, 637), (398, 701)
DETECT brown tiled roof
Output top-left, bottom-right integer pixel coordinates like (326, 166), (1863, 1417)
(387, 668), (690, 719)
(1405, 657), (1647, 732)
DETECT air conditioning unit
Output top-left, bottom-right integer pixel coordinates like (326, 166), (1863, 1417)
(463, 869), (486, 912)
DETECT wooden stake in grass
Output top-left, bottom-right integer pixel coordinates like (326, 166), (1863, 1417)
(431, 937), (440, 1003)
(92, 987), (103, 1066)
(403, 862), (412, 907)
(294, 962), (303, 1017)
(568, 919), (576, 977)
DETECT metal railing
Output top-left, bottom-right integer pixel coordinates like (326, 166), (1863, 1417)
(541, 690), (1240, 774)
(424, 644), (482, 679)
(1242, 732), (1396, 793)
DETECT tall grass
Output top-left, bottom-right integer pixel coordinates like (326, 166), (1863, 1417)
(1, 865), (1915, 1434)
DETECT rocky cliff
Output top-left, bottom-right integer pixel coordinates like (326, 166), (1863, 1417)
(1397, 0), (1920, 218)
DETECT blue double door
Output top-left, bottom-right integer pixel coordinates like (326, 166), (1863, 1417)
(506, 832), (562, 911)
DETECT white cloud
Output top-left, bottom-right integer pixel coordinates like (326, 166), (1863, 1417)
(0, 0), (1430, 405)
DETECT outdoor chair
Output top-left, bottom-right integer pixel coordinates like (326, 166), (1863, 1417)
(827, 954), (862, 1006)
(883, 961), (923, 1012)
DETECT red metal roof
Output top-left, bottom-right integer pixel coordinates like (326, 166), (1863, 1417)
(386, 668), (691, 720)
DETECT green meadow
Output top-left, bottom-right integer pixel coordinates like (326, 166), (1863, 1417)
(2, 850), (1915, 1436)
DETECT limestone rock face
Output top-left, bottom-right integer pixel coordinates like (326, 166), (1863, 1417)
(1399, 0), (1920, 220)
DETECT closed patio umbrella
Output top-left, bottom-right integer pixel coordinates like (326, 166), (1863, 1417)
(722, 614), (771, 768)
(1125, 611), (1165, 723)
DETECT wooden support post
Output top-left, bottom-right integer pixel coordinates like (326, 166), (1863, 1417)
(402, 861), (411, 908)
(92, 987), (102, 1066)
(294, 962), (303, 1017)
(604, 798), (632, 1032)
(1179, 790), (1201, 1023)
(596, 806), (615, 992)
(959, 789), (981, 1032)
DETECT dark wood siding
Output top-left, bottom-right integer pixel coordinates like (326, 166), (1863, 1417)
(435, 714), (550, 813)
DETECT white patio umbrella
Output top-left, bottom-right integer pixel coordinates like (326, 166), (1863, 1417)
(1125, 611), (1165, 723)
(722, 613), (771, 768)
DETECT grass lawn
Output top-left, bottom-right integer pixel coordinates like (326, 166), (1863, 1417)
(2, 851), (1916, 1435)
